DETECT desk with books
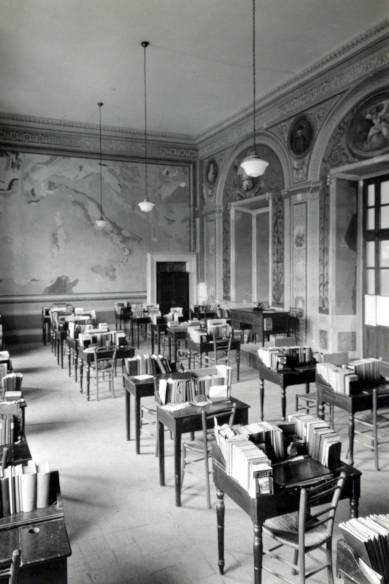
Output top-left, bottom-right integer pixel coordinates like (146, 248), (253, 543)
(187, 335), (241, 381)
(316, 374), (389, 465)
(157, 398), (250, 506)
(123, 374), (155, 453)
(167, 326), (188, 363)
(130, 315), (151, 348)
(212, 446), (361, 584)
(257, 356), (316, 421)
(229, 308), (290, 344)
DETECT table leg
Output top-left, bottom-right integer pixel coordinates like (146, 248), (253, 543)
(87, 364), (90, 401)
(158, 330), (161, 355)
(135, 394), (141, 455)
(125, 390), (131, 441)
(158, 421), (165, 486)
(253, 522), (263, 584)
(216, 489), (225, 575)
(68, 349), (71, 376)
(168, 336), (172, 362)
(74, 354), (78, 383)
(151, 328), (155, 354)
(236, 349), (240, 381)
(174, 430), (182, 506)
(174, 339), (178, 364)
(137, 322), (140, 348)
(350, 496), (359, 518)
(259, 377), (264, 421)
(79, 361), (83, 393)
(60, 339), (64, 368)
(281, 386), (287, 421)
(305, 382), (310, 394)
(348, 413), (354, 465)
(131, 320), (134, 347)
(56, 338), (60, 365)
(317, 398), (325, 419)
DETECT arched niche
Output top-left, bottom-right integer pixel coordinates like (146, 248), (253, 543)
(217, 139), (287, 305)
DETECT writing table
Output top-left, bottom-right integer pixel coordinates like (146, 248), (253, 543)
(157, 398), (250, 506)
(166, 326), (188, 363)
(123, 373), (155, 453)
(316, 375), (389, 465)
(0, 517), (71, 584)
(130, 315), (150, 348)
(212, 446), (361, 584)
(187, 335), (241, 380)
(150, 322), (168, 355)
(230, 309), (290, 344)
(257, 356), (316, 421)
(79, 345), (135, 400)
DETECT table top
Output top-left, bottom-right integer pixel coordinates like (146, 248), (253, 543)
(157, 397), (249, 423)
(316, 374), (389, 411)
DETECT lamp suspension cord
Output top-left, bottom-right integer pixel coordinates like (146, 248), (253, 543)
(98, 101), (103, 217)
(143, 41), (149, 201)
(252, 0), (256, 152)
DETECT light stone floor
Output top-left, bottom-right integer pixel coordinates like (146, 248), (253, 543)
(8, 342), (389, 584)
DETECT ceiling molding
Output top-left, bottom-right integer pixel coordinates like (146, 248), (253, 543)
(197, 19), (389, 157)
(0, 113), (198, 161)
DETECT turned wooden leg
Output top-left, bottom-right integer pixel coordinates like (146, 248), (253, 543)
(259, 378), (264, 421)
(125, 391), (131, 441)
(281, 386), (287, 421)
(216, 489), (225, 575)
(348, 413), (355, 465)
(253, 522), (263, 584)
(350, 496), (359, 518)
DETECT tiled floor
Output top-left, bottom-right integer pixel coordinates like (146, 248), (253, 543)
(9, 342), (389, 584)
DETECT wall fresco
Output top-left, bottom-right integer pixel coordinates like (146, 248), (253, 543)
(0, 152), (191, 296)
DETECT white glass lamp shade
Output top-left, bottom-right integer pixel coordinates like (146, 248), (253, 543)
(240, 154), (269, 177)
(138, 199), (155, 213)
(95, 218), (107, 229)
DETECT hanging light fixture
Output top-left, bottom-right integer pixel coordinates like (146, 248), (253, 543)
(239, 0), (269, 178)
(138, 41), (155, 213)
(95, 101), (107, 228)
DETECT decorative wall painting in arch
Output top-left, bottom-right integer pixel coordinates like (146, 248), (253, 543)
(347, 91), (389, 157)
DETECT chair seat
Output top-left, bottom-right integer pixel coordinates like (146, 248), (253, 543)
(355, 410), (389, 426)
(264, 512), (329, 549)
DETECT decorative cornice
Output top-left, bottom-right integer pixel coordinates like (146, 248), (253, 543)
(0, 113), (198, 162)
(197, 20), (389, 157)
(0, 291), (146, 305)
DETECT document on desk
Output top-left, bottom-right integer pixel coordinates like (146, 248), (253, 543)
(273, 457), (332, 488)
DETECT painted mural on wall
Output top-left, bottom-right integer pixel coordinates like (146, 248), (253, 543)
(222, 145), (285, 304)
(318, 89), (389, 314)
(0, 151), (190, 296)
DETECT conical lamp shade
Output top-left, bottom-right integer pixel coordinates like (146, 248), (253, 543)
(240, 154), (269, 177)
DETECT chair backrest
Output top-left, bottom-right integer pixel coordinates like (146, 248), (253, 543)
(0, 549), (20, 584)
(201, 402), (237, 443)
(93, 347), (117, 368)
(299, 471), (346, 546)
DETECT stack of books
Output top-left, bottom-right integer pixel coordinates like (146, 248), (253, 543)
(258, 346), (313, 370)
(339, 514), (389, 583)
(348, 358), (383, 383)
(125, 354), (172, 377)
(215, 421), (284, 462)
(316, 362), (359, 394)
(221, 434), (273, 496)
(158, 377), (196, 405)
(0, 460), (51, 515)
(288, 412), (341, 467)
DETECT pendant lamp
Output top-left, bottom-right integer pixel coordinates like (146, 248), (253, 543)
(138, 41), (155, 213)
(240, 0), (269, 178)
(95, 101), (107, 228)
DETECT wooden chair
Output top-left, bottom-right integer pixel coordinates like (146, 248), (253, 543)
(90, 347), (117, 400)
(353, 386), (389, 470)
(203, 323), (232, 368)
(181, 402), (237, 508)
(262, 471), (346, 584)
(0, 549), (21, 583)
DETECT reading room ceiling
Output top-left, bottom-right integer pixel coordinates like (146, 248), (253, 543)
(0, 0), (388, 139)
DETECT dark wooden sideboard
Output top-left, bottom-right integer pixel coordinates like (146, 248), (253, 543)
(229, 309), (290, 344)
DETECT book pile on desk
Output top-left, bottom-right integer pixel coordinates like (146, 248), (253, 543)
(317, 357), (383, 395)
(339, 514), (389, 583)
(195, 365), (232, 401)
(158, 377), (196, 405)
(0, 461), (51, 515)
(125, 354), (172, 376)
(288, 413), (341, 467)
(316, 362), (358, 394)
(258, 346), (313, 370)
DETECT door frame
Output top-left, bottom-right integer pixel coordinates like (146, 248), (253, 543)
(146, 252), (197, 308)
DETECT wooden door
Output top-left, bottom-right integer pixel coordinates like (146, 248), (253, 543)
(363, 174), (389, 360)
(157, 271), (189, 317)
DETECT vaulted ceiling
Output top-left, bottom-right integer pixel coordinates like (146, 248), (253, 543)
(1, 0), (388, 139)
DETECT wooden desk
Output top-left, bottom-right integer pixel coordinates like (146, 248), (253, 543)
(130, 316), (150, 348)
(212, 448), (361, 584)
(123, 374), (155, 453)
(167, 327), (188, 363)
(187, 336), (241, 380)
(316, 376), (389, 465)
(79, 345), (135, 400)
(230, 309), (290, 344)
(0, 518), (71, 584)
(150, 322), (168, 355)
(157, 398), (250, 506)
(257, 357), (316, 421)
(41, 310), (51, 346)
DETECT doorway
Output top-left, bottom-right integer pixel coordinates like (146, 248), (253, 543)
(156, 262), (189, 317)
